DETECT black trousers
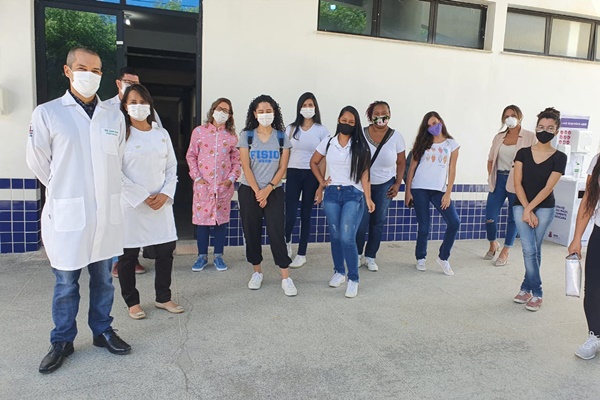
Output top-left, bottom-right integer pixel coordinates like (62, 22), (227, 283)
(238, 184), (291, 268)
(118, 241), (176, 307)
(585, 225), (600, 333)
(285, 168), (320, 256)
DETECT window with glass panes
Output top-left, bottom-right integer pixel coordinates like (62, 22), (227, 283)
(318, 0), (487, 50)
(505, 9), (599, 61)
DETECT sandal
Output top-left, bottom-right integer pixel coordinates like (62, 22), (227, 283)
(128, 306), (146, 320)
(155, 301), (184, 314)
(483, 241), (500, 260)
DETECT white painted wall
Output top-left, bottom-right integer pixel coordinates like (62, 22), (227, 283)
(201, 0), (600, 184)
(0, 0), (36, 179)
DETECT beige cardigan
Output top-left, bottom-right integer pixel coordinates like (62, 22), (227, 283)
(487, 128), (536, 193)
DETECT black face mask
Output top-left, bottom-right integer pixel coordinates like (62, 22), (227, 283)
(536, 130), (554, 144)
(337, 123), (354, 136)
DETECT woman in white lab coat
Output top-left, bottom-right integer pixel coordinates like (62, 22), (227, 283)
(118, 84), (181, 319)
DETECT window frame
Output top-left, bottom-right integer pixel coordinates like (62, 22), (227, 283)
(505, 8), (599, 61)
(317, 0), (487, 50)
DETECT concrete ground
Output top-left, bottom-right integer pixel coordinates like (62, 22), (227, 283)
(0, 239), (598, 400)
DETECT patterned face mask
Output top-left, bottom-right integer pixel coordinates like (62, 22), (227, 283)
(372, 115), (390, 127)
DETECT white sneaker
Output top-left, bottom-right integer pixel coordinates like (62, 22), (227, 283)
(289, 255), (306, 268)
(416, 259), (426, 271)
(436, 257), (454, 276)
(248, 272), (263, 290)
(281, 277), (298, 296)
(345, 280), (359, 298)
(328, 272), (346, 288)
(358, 254), (366, 268)
(575, 332), (600, 360)
(286, 242), (292, 258)
(365, 257), (378, 271)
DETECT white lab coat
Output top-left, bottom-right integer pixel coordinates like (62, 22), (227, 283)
(106, 95), (163, 128)
(121, 123), (178, 248)
(26, 91), (126, 271)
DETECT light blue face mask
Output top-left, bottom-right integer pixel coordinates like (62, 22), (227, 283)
(427, 122), (442, 136)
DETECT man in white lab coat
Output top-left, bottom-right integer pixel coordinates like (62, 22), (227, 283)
(106, 66), (163, 277)
(26, 47), (132, 374)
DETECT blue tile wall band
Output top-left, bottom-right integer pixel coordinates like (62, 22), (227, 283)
(0, 179), (501, 254)
(0, 181), (41, 253)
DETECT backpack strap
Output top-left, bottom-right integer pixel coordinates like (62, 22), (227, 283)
(277, 130), (285, 155)
(247, 130), (254, 150)
(325, 136), (334, 155)
(369, 127), (394, 167)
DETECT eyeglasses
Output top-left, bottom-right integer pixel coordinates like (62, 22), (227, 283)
(536, 126), (557, 133)
(215, 106), (230, 114)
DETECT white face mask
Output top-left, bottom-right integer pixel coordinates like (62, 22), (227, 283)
(70, 70), (102, 98)
(127, 104), (151, 122)
(213, 110), (229, 125)
(257, 113), (275, 127)
(300, 107), (315, 119)
(120, 82), (130, 96)
(505, 116), (518, 129)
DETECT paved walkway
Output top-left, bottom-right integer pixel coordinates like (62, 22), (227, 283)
(0, 239), (597, 399)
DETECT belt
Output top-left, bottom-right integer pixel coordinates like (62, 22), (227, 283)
(497, 170), (510, 175)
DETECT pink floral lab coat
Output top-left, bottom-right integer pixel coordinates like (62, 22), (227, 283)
(186, 124), (241, 226)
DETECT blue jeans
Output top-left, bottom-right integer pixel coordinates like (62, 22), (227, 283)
(323, 185), (365, 282)
(486, 172), (517, 247)
(513, 206), (554, 298)
(356, 177), (394, 258)
(196, 224), (227, 255)
(412, 189), (460, 261)
(51, 259), (114, 343)
(285, 168), (320, 256)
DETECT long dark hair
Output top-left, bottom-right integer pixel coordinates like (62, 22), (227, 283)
(120, 84), (156, 140)
(205, 97), (236, 135)
(289, 92), (322, 140)
(585, 156), (600, 216)
(243, 94), (285, 133)
(335, 106), (370, 183)
(412, 111), (453, 163)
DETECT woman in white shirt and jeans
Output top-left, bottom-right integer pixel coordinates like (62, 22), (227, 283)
(310, 106), (375, 298)
(405, 111), (460, 276)
(356, 100), (406, 271)
(284, 92), (329, 268)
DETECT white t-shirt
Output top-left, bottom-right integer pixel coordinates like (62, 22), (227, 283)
(587, 154), (600, 227)
(411, 138), (460, 192)
(287, 123), (329, 169)
(315, 136), (363, 192)
(364, 128), (406, 185)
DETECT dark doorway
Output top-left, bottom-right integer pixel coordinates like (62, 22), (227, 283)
(35, 0), (201, 239)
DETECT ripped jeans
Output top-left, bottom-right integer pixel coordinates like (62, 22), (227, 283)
(323, 185), (365, 282)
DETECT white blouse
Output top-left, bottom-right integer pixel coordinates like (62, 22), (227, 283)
(121, 123), (178, 248)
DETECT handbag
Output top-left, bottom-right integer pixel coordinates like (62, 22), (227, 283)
(565, 253), (583, 297)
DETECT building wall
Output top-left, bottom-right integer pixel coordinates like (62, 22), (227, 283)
(0, 0), (41, 253)
(2, 0), (600, 253)
(201, 0), (600, 186)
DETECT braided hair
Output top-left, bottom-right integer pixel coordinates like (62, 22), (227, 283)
(243, 94), (285, 133)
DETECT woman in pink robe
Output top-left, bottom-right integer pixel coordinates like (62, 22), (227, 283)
(186, 98), (241, 272)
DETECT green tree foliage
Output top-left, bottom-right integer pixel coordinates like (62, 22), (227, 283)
(44, 8), (117, 101)
(319, 1), (367, 34)
(154, 0), (199, 13)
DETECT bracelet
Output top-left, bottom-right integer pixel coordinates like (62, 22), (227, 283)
(268, 182), (276, 188)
